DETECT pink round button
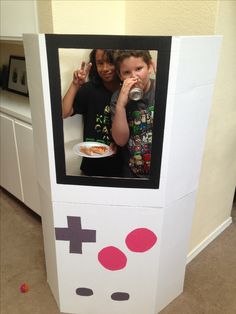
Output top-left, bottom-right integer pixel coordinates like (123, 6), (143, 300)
(125, 228), (157, 252)
(98, 246), (127, 271)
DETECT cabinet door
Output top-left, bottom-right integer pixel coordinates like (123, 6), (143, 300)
(15, 120), (41, 215)
(0, 114), (23, 200)
(0, 0), (38, 38)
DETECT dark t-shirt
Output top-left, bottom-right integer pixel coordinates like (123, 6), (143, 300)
(110, 79), (155, 178)
(73, 81), (123, 177)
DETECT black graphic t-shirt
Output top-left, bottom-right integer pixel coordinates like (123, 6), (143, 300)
(110, 79), (155, 178)
(73, 81), (123, 176)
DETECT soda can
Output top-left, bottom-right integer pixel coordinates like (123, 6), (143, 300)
(129, 87), (143, 101)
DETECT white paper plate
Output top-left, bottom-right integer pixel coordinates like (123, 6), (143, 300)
(73, 142), (113, 158)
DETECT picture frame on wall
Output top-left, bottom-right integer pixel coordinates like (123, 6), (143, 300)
(7, 55), (28, 96)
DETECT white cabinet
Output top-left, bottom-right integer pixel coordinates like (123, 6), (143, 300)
(15, 120), (41, 215)
(0, 112), (41, 215)
(0, 114), (22, 200)
(0, 0), (38, 39)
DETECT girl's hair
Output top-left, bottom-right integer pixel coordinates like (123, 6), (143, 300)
(88, 49), (116, 85)
(114, 50), (152, 73)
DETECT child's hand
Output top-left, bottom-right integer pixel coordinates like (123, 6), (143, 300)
(118, 77), (139, 107)
(151, 60), (156, 74)
(109, 142), (117, 154)
(72, 62), (92, 86)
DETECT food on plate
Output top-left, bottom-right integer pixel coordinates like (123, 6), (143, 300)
(90, 146), (108, 155)
(80, 146), (93, 156)
(80, 145), (109, 156)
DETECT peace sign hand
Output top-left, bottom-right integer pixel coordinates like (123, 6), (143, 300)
(72, 62), (92, 87)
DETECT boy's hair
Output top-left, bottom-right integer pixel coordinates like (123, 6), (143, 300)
(114, 50), (152, 73)
(88, 49), (116, 85)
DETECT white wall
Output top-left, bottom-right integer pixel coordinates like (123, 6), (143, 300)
(190, 0), (236, 250)
(51, 0), (125, 35)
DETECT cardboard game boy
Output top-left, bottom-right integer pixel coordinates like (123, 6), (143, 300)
(23, 34), (221, 314)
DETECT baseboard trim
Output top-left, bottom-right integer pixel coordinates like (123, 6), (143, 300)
(187, 217), (233, 264)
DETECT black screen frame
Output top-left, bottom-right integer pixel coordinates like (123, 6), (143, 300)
(45, 34), (171, 189)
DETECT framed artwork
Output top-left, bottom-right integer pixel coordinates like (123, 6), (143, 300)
(7, 55), (28, 96)
(45, 34), (172, 189)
